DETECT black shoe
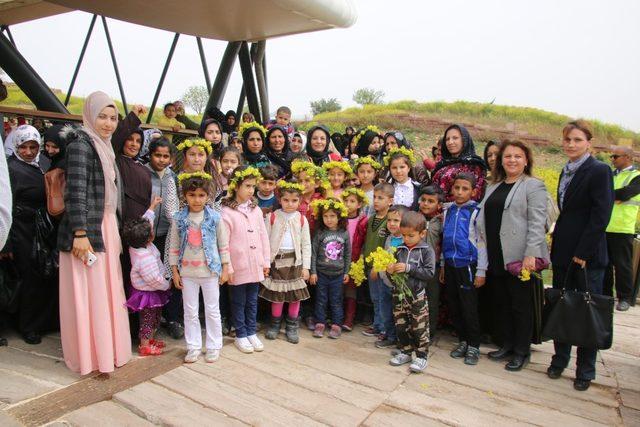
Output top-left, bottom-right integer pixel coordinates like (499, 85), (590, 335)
(505, 354), (529, 371)
(450, 341), (468, 358)
(464, 346), (480, 365)
(167, 321), (184, 339)
(546, 366), (564, 379)
(23, 332), (41, 345)
(573, 378), (591, 391)
(488, 347), (513, 361)
(0, 337), (7, 346)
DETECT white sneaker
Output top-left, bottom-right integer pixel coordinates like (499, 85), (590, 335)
(205, 349), (220, 363)
(184, 349), (200, 363)
(235, 337), (254, 354)
(390, 353), (412, 366)
(410, 357), (428, 373)
(247, 334), (264, 352)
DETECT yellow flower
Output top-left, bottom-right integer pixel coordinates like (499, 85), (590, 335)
(176, 138), (213, 155)
(518, 268), (531, 282)
(349, 256), (366, 287)
(353, 125), (382, 148)
(353, 156), (382, 171)
(177, 171), (213, 182)
(277, 181), (304, 193)
(238, 121), (268, 138)
(365, 247), (397, 273)
(310, 198), (349, 218)
(341, 187), (369, 206)
(384, 146), (416, 167)
(322, 160), (353, 176)
(228, 166), (262, 194)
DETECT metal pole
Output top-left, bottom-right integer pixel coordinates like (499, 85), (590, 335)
(146, 33), (180, 124)
(236, 43), (259, 122)
(254, 40), (269, 124)
(196, 37), (212, 93)
(237, 41), (261, 124)
(1, 25), (16, 48)
(101, 16), (127, 114)
(206, 41), (240, 114)
(65, 15), (97, 106)
(0, 33), (68, 113)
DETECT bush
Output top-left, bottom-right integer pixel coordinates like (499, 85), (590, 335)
(352, 88), (385, 106)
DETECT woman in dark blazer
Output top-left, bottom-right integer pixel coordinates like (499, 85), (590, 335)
(477, 140), (549, 371)
(547, 120), (614, 391)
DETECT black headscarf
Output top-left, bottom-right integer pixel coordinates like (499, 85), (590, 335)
(266, 126), (292, 176)
(241, 125), (271, 167)
(199, 119), (225, 159)
(331, 132), (346, 156)
(306, 125), (332, 166)
(43, 124), (67, 170)
(354, 129), (381, 157)
(222, 110), (237, 134)
(432, 124), (487, 175)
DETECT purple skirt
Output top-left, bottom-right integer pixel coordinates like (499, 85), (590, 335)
(125, 289), (171, 312)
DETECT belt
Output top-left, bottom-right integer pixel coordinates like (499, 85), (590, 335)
(275, 251), (295, 260)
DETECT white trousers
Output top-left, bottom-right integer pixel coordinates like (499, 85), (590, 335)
(181, 276), (222, 351)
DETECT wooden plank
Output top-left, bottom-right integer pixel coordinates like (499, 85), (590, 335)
(57, 400), (154, 426)
(363, 404), (447, 427)
(188, 358), (370, 426)
(153, 367), (324, 426)
(6, 348), (184, 427)
(114, 381), (244, 426)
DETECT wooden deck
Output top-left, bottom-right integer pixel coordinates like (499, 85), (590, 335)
(1, 307), (639, 426)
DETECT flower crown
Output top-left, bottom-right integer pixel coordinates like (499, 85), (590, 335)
(227, 166), (262, 193)
(353, 156), (382, 171)
(352, 125), (382, 147)
(341, 187), (369, 206)
(177, 171), (213, 183)
(238, 121), (268, 139)
(322, 160), (353, 176)
(176, 138), (213, 155)
(384, 146), (416, 166)
(310, 198), (349, 218)
(292, 160), (327, 180)
(277, 181), (305, 193)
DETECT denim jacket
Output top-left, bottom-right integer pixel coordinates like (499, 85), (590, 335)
(174, 206), (222, 275)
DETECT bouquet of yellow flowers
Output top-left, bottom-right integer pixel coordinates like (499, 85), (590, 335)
(348, 256), (366, 287)
(365, 247), (407, 287)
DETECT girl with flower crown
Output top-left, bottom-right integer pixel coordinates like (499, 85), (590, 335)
(385, 147), (422, 210)
(239, 121), (271, 169)
(260, 181), (311, 344)
(169, 172), (230, 363)
(322, 160), (353, 199)
(221, 166), (271, 354)
(309, 199), (351, 339)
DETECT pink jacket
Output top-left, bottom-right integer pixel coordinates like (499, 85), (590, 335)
(129, 244), (170, 292)
(222, 203), (271, 285)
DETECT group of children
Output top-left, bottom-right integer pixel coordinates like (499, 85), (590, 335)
(121, 105), (489, 374)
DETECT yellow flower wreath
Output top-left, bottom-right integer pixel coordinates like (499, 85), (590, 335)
(322, 160), (353, 176)
(383, 146), (416, 167)
(310, 198), (349, 218)
(353, 156), (382, 171)
(341, 187), (369, 205)
(176, 138), (213, 155)
(238, 121), (268, 138)
(227, 166), (262, 193)
(352, 125), (382, 148)
(177, 171), (213, 183)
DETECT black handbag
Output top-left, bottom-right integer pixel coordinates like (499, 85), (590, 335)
(0, 259), (21, 313)
(542, 265), (614, 349)
(32, 209), (59, 278)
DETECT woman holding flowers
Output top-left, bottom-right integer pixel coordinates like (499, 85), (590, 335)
(477, 140), (549, 372)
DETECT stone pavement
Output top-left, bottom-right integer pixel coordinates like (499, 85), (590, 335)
(1, 308), (639, 426)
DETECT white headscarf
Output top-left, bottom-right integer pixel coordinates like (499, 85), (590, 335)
(11, 124), (41, 167)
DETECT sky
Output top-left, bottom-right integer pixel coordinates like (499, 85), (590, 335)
(5, 0), (640, 130)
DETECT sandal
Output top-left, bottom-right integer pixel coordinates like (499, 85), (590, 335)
(138, 344), (163, 356)
(150, 339), (166, 348)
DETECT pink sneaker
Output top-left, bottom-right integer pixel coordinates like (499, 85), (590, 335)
(329, 324), (342, 339)
(313, 323), (325, 338)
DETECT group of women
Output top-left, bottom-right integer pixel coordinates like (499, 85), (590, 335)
(1, 90), (613, 390)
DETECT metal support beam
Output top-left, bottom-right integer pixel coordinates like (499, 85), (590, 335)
(254, 40), (269, 124)
(65, 15), (97, 106)
(1, 25), (16, 48)
(146, 33), (180, 124)
(0, 33), (68, 113)
(236, 42), (258, 121)
(205, 41), (240, 115)
(101, 16), (127, 114)
(196, 37), (212, 93)
(237, 41), (261, 123)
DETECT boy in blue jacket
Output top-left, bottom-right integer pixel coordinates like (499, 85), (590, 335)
(439, 173), (487, 366)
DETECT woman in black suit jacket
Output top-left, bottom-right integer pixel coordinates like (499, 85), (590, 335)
(547, 120), (614, 391)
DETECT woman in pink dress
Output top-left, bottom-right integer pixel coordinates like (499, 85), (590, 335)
(58, 91), (132, 375)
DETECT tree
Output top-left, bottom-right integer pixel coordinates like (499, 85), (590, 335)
(352, 88), (385, 106)
(310, 98), (341, 116)
(182, 85), (209, 115)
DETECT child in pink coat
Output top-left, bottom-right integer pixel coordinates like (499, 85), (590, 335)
(222, 166), (271, 354)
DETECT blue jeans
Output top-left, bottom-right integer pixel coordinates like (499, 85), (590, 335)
(550, 265), (605, 381)
(369, 276), (396, 340)
(230, 282), (259, 338)
(315, 273), (344, 325)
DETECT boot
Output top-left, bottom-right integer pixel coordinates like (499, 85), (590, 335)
(285, 316), (300, 344)
(342, 298), (357, 331)
(264, 316), (282, 340)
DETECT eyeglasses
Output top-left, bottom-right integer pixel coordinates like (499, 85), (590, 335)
(610, 154), (622, 159)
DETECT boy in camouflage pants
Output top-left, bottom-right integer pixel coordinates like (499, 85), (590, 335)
(385, 212), (435, 373)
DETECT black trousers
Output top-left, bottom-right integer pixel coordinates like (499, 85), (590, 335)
(444, 263), (481, 348)
(604, 232), (634, 301)
(494, 273), (533, 356)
